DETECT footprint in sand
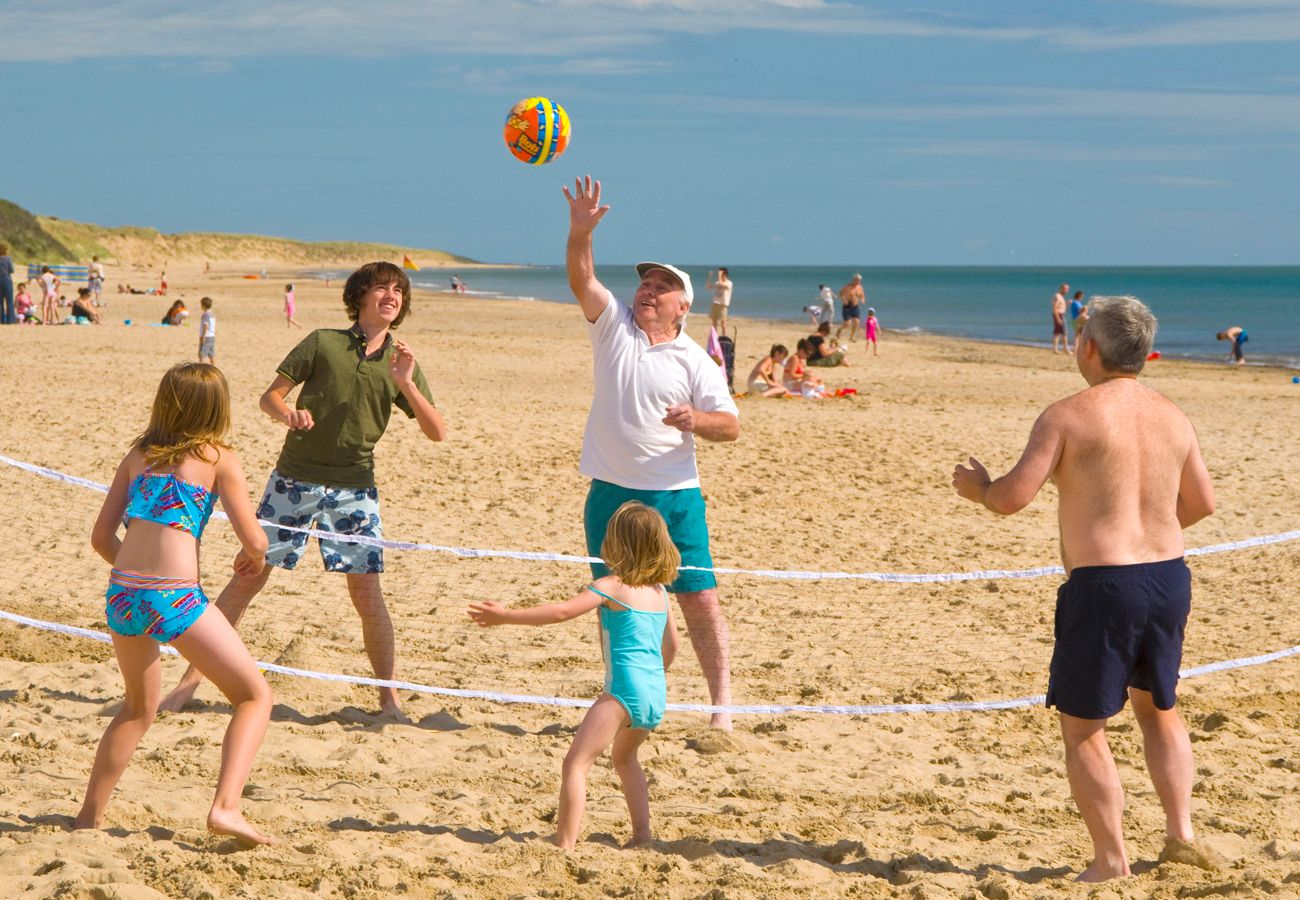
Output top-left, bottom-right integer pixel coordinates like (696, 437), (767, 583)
(685, 732), (744, 755)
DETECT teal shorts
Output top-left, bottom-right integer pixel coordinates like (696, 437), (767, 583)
(584, 480), (717, 594)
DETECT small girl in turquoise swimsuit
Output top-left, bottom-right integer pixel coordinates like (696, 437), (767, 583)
(469, 501), (681, 849)
(75, 363), (274, 846)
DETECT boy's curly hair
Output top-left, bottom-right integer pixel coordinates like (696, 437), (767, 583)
(342, 261), (412, 328)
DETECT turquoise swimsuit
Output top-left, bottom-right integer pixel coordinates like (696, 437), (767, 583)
(106, 470), (217, 642)
(588, 584), (669, 731)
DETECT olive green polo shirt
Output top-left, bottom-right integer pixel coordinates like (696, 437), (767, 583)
(274, 327), (434, 489)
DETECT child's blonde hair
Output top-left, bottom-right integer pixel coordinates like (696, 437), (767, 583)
(600, 501), (681, 587)
(134, 363), (232, 468)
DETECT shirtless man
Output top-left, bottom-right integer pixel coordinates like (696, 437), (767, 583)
(836, 273), (865, 342)
(1052, 283), (1070, 353)
(952, 295), (1217, 882)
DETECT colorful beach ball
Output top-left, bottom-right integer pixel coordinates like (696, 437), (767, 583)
(503, 97), (570, 165)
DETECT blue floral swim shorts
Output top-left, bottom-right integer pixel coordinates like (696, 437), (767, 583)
(257, 469), (384, 573)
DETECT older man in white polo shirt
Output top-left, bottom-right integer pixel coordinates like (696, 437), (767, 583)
(564, 175), (740, 730)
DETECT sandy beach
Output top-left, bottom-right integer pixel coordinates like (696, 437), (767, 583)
(0, 262), (1296, 898)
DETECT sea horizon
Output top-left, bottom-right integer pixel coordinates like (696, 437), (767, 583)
(317, 263), (1300, 370)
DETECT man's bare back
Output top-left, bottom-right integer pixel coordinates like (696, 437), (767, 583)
(1041, 379), (1206, 570)
(953, 305), (1213, 573)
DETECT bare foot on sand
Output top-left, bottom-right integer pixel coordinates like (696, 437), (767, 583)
(71, 812), (101, 831)
(1159, 838), (1223, 872)
(710, 713), (733, 731)
(378, 701), (411, 725)
(208, 809), (273, 847)
(158, 680), (200, 714)
(1075, 862), (1131, 883)
(622, 834), (653, 849)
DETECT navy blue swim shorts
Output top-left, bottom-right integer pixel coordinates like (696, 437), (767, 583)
(1046, 557), (1191, 720)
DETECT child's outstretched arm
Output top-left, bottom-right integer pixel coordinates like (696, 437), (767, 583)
(661, 604), (680, 670)
(260, 375), (314, 430)
(213, 449), (268, 577)
(90, 455), (134, 565)
(389, 340), (447, 442)
(469, 587), (606, 627)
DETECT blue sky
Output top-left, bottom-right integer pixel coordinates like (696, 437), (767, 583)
(3, 1), (1299, 265)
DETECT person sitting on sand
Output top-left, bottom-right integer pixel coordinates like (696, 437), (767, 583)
(469, 501), (680, 850)
(806, 322), (848, 367)
(71, 287), (101, 324)
(784, 340), (828, 398)
(1216, 326), (1247, 366)
(14, 282), (35, 323)
(953, 296), (1218, 883)
(747, 344), (791, 397)
(162, 300), (188, 326)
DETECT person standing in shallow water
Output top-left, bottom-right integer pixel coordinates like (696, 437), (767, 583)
(563, 174), (740, 730)
(953, 296), (1219, 883)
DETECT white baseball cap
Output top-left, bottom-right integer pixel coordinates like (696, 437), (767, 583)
(634, 261), (693, 306)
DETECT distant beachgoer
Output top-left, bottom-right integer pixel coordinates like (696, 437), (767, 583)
(1052, 283), (1069, 353)
(15, 282), (35, 323)
(199, 297), (217, 364)
(864, 307), (880, 355)
(563, 175), (739, 730)
(1069, 291), (1086, 341)
(89, 255), (106, 305)
(806, 321), (848, 367)
(160, 271), (168, 296)
(953, 296), (1217, 883)
(450, 274), (467, 294)
(163, 300), (188, 326)
(469, 501), (681, 849)
(0, 243), (14, 325)
(1216, 326), (1247, 365)
(40, 267), (59, 326)
(284, 283), (302, 329)
(747, 344), (791, 397)
(784, 339), (827, 398)
(837, 273), (865, 342)
(204, 261), (211, 275)
(706, 268), (733, 336)
(72, 287), (101, 324)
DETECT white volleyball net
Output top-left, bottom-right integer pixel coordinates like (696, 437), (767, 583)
(1, 454), (1297, 717)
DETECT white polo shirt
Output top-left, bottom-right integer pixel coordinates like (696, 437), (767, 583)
(581, 293), (738, 491)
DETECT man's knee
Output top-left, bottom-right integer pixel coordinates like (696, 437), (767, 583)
(1059, 711), (1109, 747)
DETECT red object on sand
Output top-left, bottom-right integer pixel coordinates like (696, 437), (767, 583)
(1147, 351), (1161, 361)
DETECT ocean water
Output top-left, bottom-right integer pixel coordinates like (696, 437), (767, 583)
(389, 265), (1300, 369)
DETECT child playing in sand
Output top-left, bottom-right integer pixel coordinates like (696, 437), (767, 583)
(468, 501), (680, 850)
(863, 307), (880, 355)
(75, 363), (273, 846)
(198, 297), (216, 364)
(747, 344), (791, 397)
(952, 296), (1217, 882)
(284, 283), (302, 329)
(784, 339), (828, 398)
(159, 262), (447, 719)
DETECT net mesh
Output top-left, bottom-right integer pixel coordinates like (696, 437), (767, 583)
(1, 462), (1295, 714)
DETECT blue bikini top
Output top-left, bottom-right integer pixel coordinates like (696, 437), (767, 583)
(124, 470), (217, 539)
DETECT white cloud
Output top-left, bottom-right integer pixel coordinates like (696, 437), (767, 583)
(3, 0), (1298, 63)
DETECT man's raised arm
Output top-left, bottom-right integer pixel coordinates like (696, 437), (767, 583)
(563, 175), (612, 324)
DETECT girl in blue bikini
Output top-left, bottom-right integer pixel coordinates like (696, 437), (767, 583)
(469, 501), (680, 849)
(75, 363), (274, 846)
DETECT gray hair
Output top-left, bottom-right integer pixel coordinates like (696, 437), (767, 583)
(1082, 295), (1157, 374)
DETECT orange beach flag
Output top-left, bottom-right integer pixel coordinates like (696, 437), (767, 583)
(402, 254), (419, 271)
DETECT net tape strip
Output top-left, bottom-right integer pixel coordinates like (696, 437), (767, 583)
(2, 608), (1296, 716)
(4, 453), (1297, 583)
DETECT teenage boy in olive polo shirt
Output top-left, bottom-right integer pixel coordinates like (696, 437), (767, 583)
(160, 261), (447, 718)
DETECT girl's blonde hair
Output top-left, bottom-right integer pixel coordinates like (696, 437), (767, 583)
(134, 363), (232, 468)
(600, 501), (681, 587)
